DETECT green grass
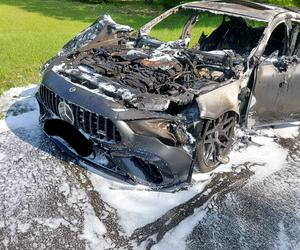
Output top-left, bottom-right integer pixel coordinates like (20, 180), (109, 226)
(150, 11), (224, 47)
(0, 0), (162, 95)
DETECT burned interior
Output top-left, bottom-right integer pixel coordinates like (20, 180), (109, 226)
(36, 1), (300, 188)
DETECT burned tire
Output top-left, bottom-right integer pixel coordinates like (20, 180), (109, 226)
(194, 112), (236, 173)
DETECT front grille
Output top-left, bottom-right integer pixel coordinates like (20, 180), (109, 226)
(39, 85), (122, 143)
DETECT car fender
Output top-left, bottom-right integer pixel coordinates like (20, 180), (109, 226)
(196, 80), (241, 120)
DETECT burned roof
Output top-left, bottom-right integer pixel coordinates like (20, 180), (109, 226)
(182, 0), (286, 22)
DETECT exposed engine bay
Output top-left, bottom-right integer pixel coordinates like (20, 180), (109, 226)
(57, 47), (244, 112)
(52, 14), (263, 114)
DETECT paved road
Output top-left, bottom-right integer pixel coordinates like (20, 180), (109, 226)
(0, 86), (299, 249)
(187, 136), (300, 250)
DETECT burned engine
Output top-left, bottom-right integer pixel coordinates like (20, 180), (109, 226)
(55, 43), (245, 114)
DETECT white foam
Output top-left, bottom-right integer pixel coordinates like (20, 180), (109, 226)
(0, 85), (297, 248)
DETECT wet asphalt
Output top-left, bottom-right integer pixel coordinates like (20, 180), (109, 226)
(0, 95), (299, 249)
(187, 137), (300, 250)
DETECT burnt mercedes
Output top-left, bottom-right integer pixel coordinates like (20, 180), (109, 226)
(36, 0), (300, 188)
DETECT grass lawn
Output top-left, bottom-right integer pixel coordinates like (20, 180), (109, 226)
(0, 0), (163, 95)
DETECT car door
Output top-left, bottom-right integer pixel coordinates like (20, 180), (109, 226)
(249, 22), (292, 127)
(280, 20), (300, 121)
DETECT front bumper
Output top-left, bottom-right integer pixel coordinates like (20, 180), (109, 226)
(36, 70), (193, 188)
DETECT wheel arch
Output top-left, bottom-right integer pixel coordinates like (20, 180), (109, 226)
(196, 81), (241, 121)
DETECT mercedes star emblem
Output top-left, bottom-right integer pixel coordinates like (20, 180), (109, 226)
(58, 102), (74, 125)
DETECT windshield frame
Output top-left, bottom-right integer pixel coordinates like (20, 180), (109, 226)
(139, 4), (269, 38)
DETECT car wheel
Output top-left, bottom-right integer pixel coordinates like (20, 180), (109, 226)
(194, 112), (236, 173)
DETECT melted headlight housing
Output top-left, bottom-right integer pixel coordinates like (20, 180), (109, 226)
(127, 119), (177, 146)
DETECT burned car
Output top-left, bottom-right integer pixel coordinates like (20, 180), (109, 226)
(36, 0), (300, 188)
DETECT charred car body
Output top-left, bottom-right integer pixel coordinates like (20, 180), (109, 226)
(36, 1), (300, 188)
